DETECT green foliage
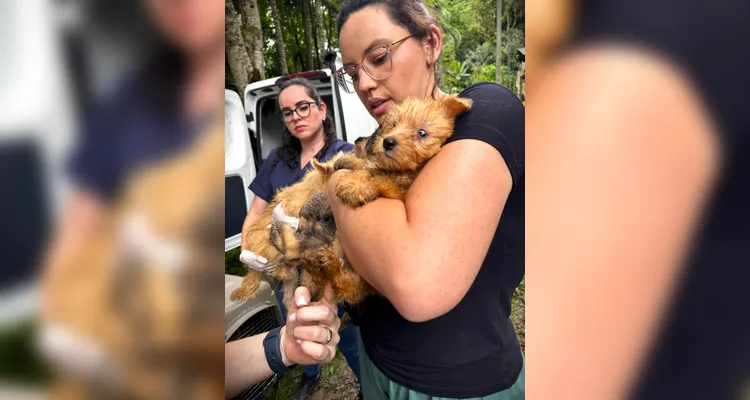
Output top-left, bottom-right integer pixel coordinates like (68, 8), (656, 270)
(226, 247), (247, 276)
(247, 0), (524, 91)
(431, 0), (524, 94)
(0, 320), (52, 385)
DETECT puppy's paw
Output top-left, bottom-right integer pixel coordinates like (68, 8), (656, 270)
(335, 174), (378, 207)
(334, 155), (366, 172)
(229, 273), (261, 302)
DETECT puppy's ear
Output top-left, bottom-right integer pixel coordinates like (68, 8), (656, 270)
(441, 96), (473, 117)
(312, 158), (335, 175)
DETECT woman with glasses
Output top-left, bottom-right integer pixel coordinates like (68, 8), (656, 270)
(322, 1), (525, 399)
(239, 77), (362, 399)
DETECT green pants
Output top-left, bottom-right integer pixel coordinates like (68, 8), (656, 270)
(358, 333), (525, 400)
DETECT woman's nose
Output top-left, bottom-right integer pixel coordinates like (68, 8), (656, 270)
(356, 70), (378, 94)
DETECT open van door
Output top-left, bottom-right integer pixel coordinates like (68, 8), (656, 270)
(224, 89), (256, 251)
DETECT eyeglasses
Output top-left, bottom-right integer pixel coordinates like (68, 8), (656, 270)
(333, 35), (413, 93)
(279, 101), (319, 122)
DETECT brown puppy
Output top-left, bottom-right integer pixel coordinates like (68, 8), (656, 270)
(271, 192), (375, 305)
(42, 116), (225, 400)
(270, 96), (472, 307)
(334, 95), (473, 207)
(229, 153), (344, 309)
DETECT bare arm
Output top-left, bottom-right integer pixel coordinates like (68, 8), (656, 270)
(325, 139), (513, 322)
(225, 286), (341, 398)
(241, 195), (269, 249)
(39, 189), (107, 319)
(527, 46), (720, 398)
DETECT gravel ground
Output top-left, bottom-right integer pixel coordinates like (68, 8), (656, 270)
(266, 280), (526, 400)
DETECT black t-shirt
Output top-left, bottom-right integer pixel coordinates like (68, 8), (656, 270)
(573, 2), (750, 399)
(347, 82), (525, 398)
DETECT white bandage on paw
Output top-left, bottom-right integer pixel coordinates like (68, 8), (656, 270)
(38, 324), (119, 384)
(272, 203), (299, 232)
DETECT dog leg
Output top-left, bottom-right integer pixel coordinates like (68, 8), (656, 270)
(229, 270), (262, 302)
(333, 154), (367, 172)
(270, 221), (300, 260)
(281, 278), (297, 313)
(334, 170), (380, 207)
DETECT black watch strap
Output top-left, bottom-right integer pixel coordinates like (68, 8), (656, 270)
(263, 327), (293, 374)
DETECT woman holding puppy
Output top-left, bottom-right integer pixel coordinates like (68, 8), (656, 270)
(326, 1), (524, 399)
(239, 78), (361, 398)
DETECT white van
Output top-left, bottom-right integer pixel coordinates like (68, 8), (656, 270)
(224, 52), (378, 252)
(224, 53), (378, 400)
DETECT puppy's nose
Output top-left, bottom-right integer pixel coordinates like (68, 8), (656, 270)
(383, 136), (397, 151)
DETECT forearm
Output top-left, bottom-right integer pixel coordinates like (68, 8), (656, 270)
(329, 193), (414, 297)
(241, 208), (263, 249)
(225, 333), (280, 398)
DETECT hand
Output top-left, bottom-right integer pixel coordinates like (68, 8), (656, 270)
(280, 285), (340, 365)
(272, 203), (300, 233)
(239, 250), (275, 273)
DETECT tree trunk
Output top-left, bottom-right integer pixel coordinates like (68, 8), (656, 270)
(302, 0), (315, 70)
(239, 0), (265, 82)
(225, 0), (252, 92)
(324, 5), (334, 52)
(312, 0), (328, 59)
(269, 0), (288, 75)
(496, 0), (502, 83)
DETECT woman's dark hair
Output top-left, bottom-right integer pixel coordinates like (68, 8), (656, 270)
(336, 0), (443, 97)
(276, 78), (336, 169)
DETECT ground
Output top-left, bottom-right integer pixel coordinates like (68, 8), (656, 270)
(265, 279), (526, 400)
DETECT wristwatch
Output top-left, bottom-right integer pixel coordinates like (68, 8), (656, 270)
(263, 327), (294, 374)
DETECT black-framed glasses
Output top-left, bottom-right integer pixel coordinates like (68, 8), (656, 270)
(333, 35), (413, 93)
(279, 101), (319, 122)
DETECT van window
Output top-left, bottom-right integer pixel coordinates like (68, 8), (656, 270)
(225, 175), (247, 239)
(256, 94), (335, 163)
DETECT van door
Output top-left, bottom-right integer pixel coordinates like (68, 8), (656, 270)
(224, 89), (256, 251)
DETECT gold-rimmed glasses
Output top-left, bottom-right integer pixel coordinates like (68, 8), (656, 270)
(333, 35), (413, 93)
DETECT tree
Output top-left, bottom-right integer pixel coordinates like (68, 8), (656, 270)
(226, 0), (252, 92)
(312, 0), (328, 62)
(301, 0), (315, 70)
(239, 0), (265, 82)
(269, 0), (288, 75)
(496, 0), (502, 82)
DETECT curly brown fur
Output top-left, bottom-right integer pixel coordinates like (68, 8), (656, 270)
(230, 152), (349, 305)
(294, 193), (376, 305)
(335, 95), (472, 207)
(44, 116), (225, 399)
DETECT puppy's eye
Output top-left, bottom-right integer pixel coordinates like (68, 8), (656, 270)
(418, 129), (428, 138)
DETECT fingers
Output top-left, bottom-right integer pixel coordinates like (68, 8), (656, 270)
(292, 325), (340, 347)
(292, 286), (311, 310)
(299, 340), (335, 363)
(239, 250), (273, 272)
(321, 283), (336, 305)
(296, 304), (337, 328)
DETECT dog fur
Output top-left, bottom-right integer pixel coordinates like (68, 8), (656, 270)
(254, 95), (473, 308)
(334, 95), (473, 207)
(42, 115), (225, 399)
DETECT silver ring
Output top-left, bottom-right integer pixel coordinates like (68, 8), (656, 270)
(324, 327), (332, 344)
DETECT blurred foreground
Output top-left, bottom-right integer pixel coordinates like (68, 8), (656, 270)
(0, 0), (225, 398)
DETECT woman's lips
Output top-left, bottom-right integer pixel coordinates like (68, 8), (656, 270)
(372, 100), (391, 117)
(295, 125), (308, 132)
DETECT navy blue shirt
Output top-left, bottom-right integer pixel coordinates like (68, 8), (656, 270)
(249, 139), (353, 202)
(68, 54), (202, 200)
